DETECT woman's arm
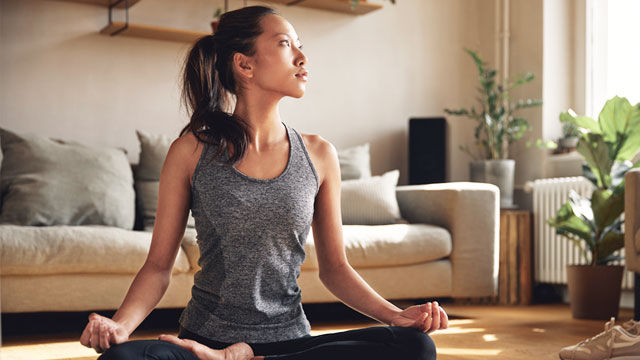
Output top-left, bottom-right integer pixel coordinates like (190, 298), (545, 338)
(309, 139), (401, 325)
(80, 134), (201, 352)
(309, 138), (447, 332)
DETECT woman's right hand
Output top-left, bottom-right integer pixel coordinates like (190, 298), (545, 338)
(80, 312), (129, 353)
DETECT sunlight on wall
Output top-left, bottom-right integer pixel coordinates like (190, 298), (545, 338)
(604, 0), (640, 105)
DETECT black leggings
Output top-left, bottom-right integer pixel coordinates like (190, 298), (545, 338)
(98, 325), (437, 360)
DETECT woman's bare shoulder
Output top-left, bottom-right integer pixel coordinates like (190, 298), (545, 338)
(300, 133), (337, 184)
(165, 131), (204, 184)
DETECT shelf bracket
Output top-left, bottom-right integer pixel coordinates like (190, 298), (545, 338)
(107, 0), (130, 36)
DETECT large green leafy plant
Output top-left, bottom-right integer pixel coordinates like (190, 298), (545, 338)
(444, 49), (542, 160)
(548, 96), (640, 265)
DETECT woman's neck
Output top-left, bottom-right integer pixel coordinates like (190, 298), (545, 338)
(233, 96), (286, 152)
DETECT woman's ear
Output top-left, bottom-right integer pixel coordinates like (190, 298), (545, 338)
(233, 52), (254, 80)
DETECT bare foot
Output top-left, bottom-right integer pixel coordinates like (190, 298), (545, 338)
(223, 342), (255, 360)
(158, 335), (258, 360)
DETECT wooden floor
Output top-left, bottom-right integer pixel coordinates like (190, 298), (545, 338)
(0, 301), (634, 360)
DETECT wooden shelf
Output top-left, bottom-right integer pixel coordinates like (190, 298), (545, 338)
(100, 22), (209, 43)
(53, 0), (141, 9)
(263, 0), (383, 15)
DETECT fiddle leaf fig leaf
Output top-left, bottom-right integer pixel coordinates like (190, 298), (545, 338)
(547, 199), (594, 249)
(597, 230), (625, 264)
(577, 133), (613, 188)
(599, 96), (633, 145)
(591, 189), (624, 229)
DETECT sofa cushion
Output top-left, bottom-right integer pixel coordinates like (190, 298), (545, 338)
(135, 129), (195, 231)
(0, 225), (192, 275)
(338, 143), (371, 180)
(301, 223), (451, 271)
(341, 170), (404, 225)
(0, 128), (135, 229)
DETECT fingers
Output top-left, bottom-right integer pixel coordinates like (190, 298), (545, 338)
(159, 334), (198, 353)
(422, 302), (433, 332)
(439, 306), (449, 329)
(90, 319), (102, 353)
(80, 321), (92, 347)
(429, 302), (440, 333)
(100, 322), (111, 351)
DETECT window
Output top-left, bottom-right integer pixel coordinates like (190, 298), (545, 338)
(587, 0), (640, 117)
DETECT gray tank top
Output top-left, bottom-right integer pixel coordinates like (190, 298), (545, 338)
(178, 122), (319, 344)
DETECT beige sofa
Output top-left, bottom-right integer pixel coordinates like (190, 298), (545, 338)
(1, 182), (499, 313)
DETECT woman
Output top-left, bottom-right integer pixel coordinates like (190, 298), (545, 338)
(80, 6), (447, 360)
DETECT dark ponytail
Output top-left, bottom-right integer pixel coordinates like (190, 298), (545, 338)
(179, 5), (279, 165)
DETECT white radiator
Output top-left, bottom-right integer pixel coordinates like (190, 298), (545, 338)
(525, 176), (633, 290)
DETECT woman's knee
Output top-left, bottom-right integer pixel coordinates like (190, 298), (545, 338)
(98, 340), (147, 360)
(390, 327), (437, 360)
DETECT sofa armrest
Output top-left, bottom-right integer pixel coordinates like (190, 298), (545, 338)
(625, 169), (640, 273)
(396, 182), (499, 297)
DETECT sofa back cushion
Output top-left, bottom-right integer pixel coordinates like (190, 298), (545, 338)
(338, 143), (371, 180)
(135, 130), (195, 231)
(0, 128), (135, 229)
(341, 169), (404, 225)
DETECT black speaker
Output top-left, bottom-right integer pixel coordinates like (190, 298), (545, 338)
(409, 117), (446, 185)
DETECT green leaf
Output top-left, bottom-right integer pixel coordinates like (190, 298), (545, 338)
(561, 110), (601, 134)
(514, 99), (543, 111)
(591, 188), (624, 229)
(598, 96), (633, 145)
(547, 199), (594, 249)
(568, 190), (596, 231)
(615, 103), (640, 161)
(444, 108), (469, 116)
(597, 230), (625, 264)
(611, 161), (633, 189)
(577, 133), (613, 188)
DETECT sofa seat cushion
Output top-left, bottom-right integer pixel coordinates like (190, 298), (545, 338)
(0, 225), (192, 275)
(301, 224), (451, 271)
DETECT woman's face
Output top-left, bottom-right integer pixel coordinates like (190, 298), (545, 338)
(245, 14), (308, 99)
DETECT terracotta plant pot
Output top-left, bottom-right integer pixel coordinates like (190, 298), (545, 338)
(566, 265), (624, 320)
(211, 20), (219, 34)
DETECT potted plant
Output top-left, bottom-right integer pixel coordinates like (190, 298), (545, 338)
(350, 0), (395, 11)
(211, 7), (223, 34)
(547, 95), (640, 320)
(558, 120), (580, 150)
(444, 48), (542, 208)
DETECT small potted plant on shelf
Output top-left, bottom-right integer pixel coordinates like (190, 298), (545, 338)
(350, 0), (395, 11)
(444, 48), (542, 208)
(558, 120), (580, 151)
(547, 95), (640, 320)
(211, 7), (223, 34)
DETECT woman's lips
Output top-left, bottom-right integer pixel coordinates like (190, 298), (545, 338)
(295, 70), (308, 82)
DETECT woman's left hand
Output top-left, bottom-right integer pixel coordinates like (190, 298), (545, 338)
(390, 301), (449, 334)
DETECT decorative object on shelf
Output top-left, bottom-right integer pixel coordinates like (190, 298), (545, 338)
(558, 120), (580, 150)
(546, 95), (640, 320)
(349, 0), (395, 11)
(211, 6), (223, 34)
(444, 48), (542, 209)
(261, 0), (383, 15)
(211, 0), (248, 34)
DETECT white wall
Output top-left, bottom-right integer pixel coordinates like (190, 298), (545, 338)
(1, 0), (495, 185)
